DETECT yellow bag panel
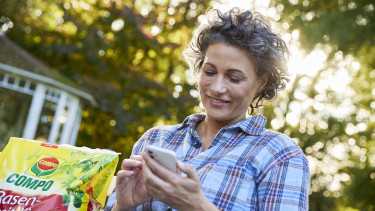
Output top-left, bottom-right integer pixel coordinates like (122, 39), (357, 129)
(0, 137), (119, 211)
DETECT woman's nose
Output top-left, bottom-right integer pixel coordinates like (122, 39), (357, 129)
(210, 77), (227, 94)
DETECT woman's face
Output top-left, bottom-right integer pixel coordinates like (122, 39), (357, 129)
(199, 42), (267, 125)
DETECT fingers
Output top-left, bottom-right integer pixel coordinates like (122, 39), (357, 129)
(116, 155), (143, 182)
(116, 167), (143, 184)
(141, 152), (176, 181)
(141, 152), (170, 179)
(142, 158), (172, 197)
(177, 161), (199, 181)
(142, 159), (168, 185)
(140, 152), (159, 169)
(116, 169), (135, 179)
(130, 154), (144, 161)
(121, 155), (143, 170)
(141, 152), (175, 189)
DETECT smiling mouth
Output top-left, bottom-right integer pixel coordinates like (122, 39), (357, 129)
(208, 96), (229, 103)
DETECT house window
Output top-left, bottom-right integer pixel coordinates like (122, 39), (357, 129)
(34, 100), (59, 143)
(0, 88), (32, 150)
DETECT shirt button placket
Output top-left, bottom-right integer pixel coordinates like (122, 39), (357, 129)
(190, 127), (202, 149)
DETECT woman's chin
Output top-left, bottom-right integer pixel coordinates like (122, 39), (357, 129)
(206, 111), (231, 122)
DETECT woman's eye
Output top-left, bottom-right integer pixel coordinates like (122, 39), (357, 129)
(229, 77), (241, 83)
(203, 70), (215, 76)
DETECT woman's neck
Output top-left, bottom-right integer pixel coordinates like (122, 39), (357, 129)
(197, 116), (245, 150)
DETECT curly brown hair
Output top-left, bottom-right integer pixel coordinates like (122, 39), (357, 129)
(183, 7), (290, 114)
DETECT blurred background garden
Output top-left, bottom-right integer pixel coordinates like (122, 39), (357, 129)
(0, 0), (374, 210)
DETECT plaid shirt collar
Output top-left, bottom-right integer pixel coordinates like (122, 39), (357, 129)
(177, 113), (266, 136)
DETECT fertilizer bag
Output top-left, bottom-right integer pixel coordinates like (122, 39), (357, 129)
(0, 137), (119, 211)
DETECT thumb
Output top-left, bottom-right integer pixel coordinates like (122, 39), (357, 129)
(177, 161), (199, 181)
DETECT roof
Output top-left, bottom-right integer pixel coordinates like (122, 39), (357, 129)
(0, 35), (96, 106)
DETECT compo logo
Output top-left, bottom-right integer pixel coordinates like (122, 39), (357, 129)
(31, 156), (59, 177)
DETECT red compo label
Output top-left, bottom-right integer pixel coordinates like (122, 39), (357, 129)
(37, 157), (59, 170)
(41, 143), (58, 148)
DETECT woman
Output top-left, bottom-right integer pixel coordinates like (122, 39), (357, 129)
(109, 7), (310, 211)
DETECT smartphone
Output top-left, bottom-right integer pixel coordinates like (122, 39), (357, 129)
(145, 145), (177, 173)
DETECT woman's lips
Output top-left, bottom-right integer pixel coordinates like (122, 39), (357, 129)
(208, 96), (229, 106)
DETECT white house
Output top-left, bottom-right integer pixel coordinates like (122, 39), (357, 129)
(0, 35), (96, 150)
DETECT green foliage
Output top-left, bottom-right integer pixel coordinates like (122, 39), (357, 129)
(0, 0), (209, 167)
(267, 0), (375, 210)
(2, 0), (375, 210)
(272, 0), (375, 54)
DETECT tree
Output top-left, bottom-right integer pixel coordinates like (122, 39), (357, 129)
(265, 0), (375, 210)
(0, 0), (210, 167)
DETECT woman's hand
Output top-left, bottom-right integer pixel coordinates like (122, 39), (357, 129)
(114, 155), (151, 211)
(140, 152), (219, 211)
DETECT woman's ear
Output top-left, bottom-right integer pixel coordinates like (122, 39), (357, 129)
(257, 74), (268, 93)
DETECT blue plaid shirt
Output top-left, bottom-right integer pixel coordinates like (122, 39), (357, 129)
(106, 113), (310, 210)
